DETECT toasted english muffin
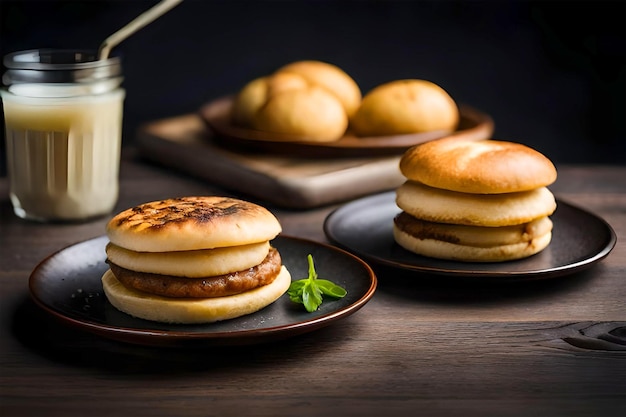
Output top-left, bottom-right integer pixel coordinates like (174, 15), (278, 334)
(106, 196), (282, 253)
(102, 266), (292, 324)
(399, 138), (557, 194)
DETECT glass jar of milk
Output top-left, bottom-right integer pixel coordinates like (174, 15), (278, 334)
(1, 49), (125, 222)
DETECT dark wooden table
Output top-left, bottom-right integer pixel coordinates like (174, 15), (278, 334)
(1, 150), (625, 417)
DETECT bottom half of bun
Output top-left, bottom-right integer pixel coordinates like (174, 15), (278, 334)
(102, 266), (291, 324)
(393, 212), (553, 262)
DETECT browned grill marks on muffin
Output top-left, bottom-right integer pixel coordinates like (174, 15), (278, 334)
(107, 247), (282, 298)
(113, 197), (256, 229)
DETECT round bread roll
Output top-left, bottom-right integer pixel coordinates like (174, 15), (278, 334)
(102, 266), (291, 324)
(393, 224), (552, 262)
(231, 72), (308, 128)
(106, 196), (282, 252)
(396, 180), (557, 227)
(105, 241), (270, 278)
(276, 60), (362, 117)
(231, 71), (348, 142)
(400, 138), (558, 193)
(253, 85), (348, 141)
(351, 79), (459, 137)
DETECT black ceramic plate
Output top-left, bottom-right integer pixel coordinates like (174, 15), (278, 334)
(324, 191), (616, 281)
(29, 235), (377, 347)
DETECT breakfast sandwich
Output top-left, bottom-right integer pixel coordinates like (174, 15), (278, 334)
(393, 138), (558, 262)
(101, 196), (291, 323)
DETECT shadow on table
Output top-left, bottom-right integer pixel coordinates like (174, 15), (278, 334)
(10, 295), (356, 375)
(370, 262), (603, 305)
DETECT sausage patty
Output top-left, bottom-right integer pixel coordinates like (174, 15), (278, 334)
(107, 247), (282, 298)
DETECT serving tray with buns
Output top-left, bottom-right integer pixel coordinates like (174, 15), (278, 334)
(137, 59), (497, 208)
(199, 95), (494, 158)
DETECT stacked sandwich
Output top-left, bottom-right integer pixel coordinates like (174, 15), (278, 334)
(102, 196), (291, 323)
(393, 138), (558, 262)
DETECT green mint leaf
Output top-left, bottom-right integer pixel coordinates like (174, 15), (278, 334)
(287, 254), (348, 312)
(287, 280), (306, 302)
(307, 254), (317, 279)
(288, 289), (303, 303)
(302, 281), (323, 312)
(316, 279), (348, 298)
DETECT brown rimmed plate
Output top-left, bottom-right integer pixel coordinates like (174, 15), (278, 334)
(28, 235), (377, 347)
(323, 191), (616, 281)
(199, 95), (494, 158)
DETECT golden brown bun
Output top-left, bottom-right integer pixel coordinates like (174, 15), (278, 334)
(106, 196), (282, 252)
(396, 180), (557, 227)
(276, 60), (362, 118)
(231, 60), (361, 142)
(101, 266), (291, 324)
(393, 223), (552, 262)
(351, 79), (459, 137)
(400, 138), (557, 193)
(231, 72), (308, 128)
(231, 72), (348, 142)
(105, 241), (270, 278)
(253, 84), (348, 141)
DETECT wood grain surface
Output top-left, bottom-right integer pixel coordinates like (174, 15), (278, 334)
(1, 152), (624, 417)
(136, 114), (407, 208)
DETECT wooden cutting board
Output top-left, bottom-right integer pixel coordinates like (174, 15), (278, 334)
(135, 114), (407, 208)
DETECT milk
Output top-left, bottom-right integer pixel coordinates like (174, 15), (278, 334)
(2, 89), (125, 221)
(1, 49), (125, 222)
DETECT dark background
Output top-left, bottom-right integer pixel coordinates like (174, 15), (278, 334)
(1, 0), (625, 166)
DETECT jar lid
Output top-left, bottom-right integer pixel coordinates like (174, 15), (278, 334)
(3, 49), (122, 85)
